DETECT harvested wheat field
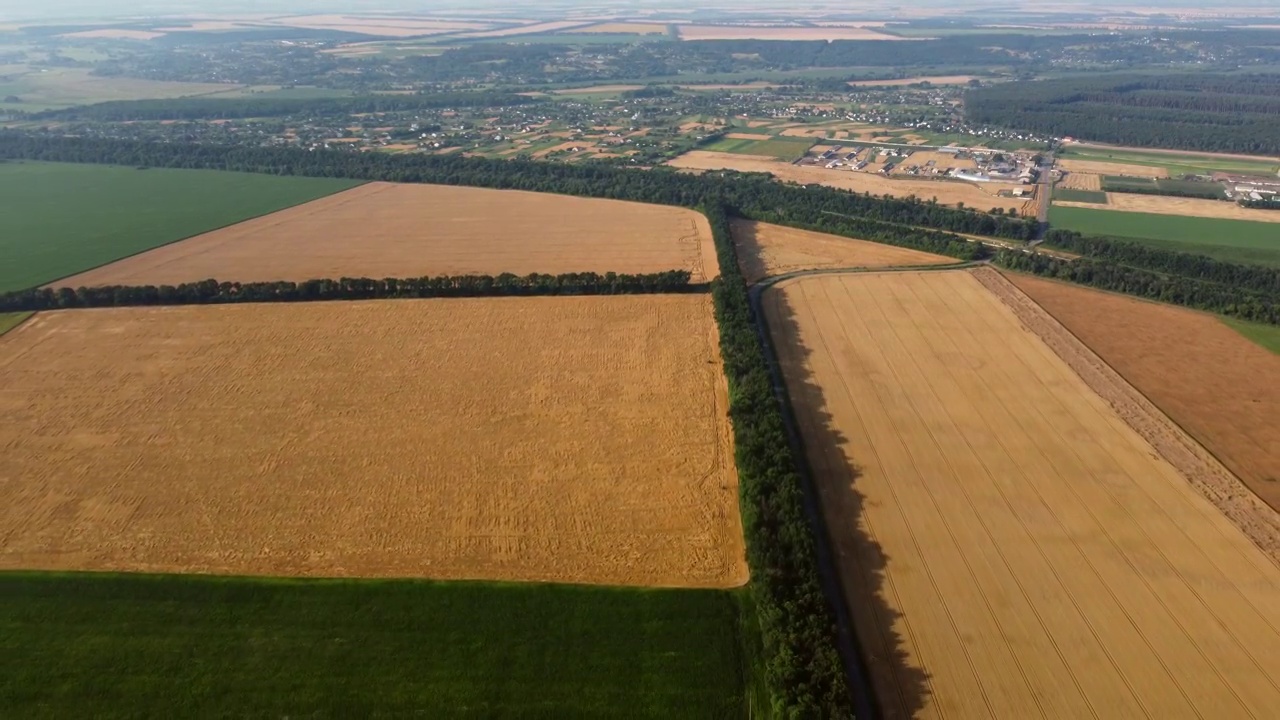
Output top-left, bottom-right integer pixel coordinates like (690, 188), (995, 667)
(732, 219), (952, 283)
(1057, 158), (1168, 178)
(669, 151), (1028, 214)
(764, 268), (1280, 719)
(677, 25), (906, 41)
(1008, 273), (1280, 512)
(0, 297), (745, 586)
(1054, 192), (1280, 223)
(1059, 172), (1102, 191)
(52, 183), (717, 288)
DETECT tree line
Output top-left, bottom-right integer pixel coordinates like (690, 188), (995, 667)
(23, 92), (538, 122)
(995, 251), (1279, 324)
(966, 74), (1280, 155)
(0, 133), (1040, 241)
(704, 202), (856, 718)
(0, 272), (696, 312)
(1041, 229), (1280, 296)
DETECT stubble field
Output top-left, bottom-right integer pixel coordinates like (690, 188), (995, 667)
(668, 151), (1029, 214)
(1058, 172), (1102, 191)
(0, 296), (746, 588)
(1057, 158), (1168, 178)
(1007, 273), (1280, 512)
(764, 269), (1280, 719)
(53, 182), (718, 288)
(731, 219), (953, 282)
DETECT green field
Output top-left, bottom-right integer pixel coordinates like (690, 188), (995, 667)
(1048, 205), (1280, 267)
(0, 573), (751, 718)
(1054, 188), (1108, 203)
(1101, 175), (1227, 199)
(0, 311), (31, 335)
(0, 162), (361, 292)
(1222, 317), (1280, 354)
(0, 67), (250, 112)
(1061, 146), (1280, 178)
(702, 136), (814, 160)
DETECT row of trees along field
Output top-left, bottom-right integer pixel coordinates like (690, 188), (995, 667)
(22, 92), (538, 122)
(965, 74), (1280, 155)
(0, 272), (697, 312)
(1041, 229), (1280, 295)
(0, 134), (1040, 241)
(704, 202), (856, 718)
(994, 251), (1280, 324)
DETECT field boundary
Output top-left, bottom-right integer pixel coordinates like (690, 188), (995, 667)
(977, 268), (1280, 565)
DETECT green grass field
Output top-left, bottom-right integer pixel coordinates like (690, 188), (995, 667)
(1048, 205), (1280, 267)
(0, 573), (751, 718)
(1100, 175), (1227, 199)
(1222, 317), (1280, 354)
(0, 311), (32, 335)
(0, 162), (361, 293)
(702, 136), (814, 160)
(1054, 188), (1108, 203)
(1061, 146), (1280, 178)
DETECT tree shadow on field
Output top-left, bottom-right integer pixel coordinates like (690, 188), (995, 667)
(760, 284), (931, 720)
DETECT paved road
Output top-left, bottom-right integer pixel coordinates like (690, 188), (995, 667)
(1030, 151), (1054, 246)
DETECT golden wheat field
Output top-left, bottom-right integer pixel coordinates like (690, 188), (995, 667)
(731, 219), (953, 282)
(1058, 172), (1102, 191)
(52, 182), (717, 288)
(0, 297), (746, 587)
(764, 269), (1280, 719)
(668, 151), (1029, 214)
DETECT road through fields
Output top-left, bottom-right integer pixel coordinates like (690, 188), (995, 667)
(764, 270), (1280, 719)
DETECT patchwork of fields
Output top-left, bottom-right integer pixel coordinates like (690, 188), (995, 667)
(0, 162), (361, 293)
(1048, 205), (1280, 267)
(52, 182), (718, 288)
(1008, 274), (1280, 513)
(764, 269), (1280, 719)
(1, 297), (744, 587)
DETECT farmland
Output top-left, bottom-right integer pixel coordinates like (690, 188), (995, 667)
(1047, 206), (1280, 267)
(1054, 193), (1280, 224)
(0, 573), (750, 718)
(0, 312), (30, 335)
(675, 25), (907, 41)
(731, 219), (953, 282)
(1059, 146), (1280, 178)
(1052, 188), (1107, 204)
(0, 297), (745, 587)
(669, 151), (1030, 214)
(1007, 273), (1280, 512)
(0, 67), (244, 112)
(0, 163), (361, 293)
(51, 183), (718, 288)
(700, 136), (816, 161)
(764, 269), (1280, 719)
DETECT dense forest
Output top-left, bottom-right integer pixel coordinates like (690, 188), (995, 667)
(966, 74), (1280, 154)
(25, 92), (537, 122)
(0, 134), (1039, 241)
(994, 251), (1279, 324)
(1041, 229), (1280, 295)
(0, 272), (697, 312)
(704, 202), (856, 718)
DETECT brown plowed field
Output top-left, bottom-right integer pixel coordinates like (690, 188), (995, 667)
(668, 151), (1028, 214)
(764, 269), (1280, 719)
(0, 297), (746, 587)
(1054, 192), (1280, 223)
(52, 183), (717, 288)
(1007, 273), (1280, 512)
(731, 219), (953, 283)
(1059, 172), (1102, 191)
